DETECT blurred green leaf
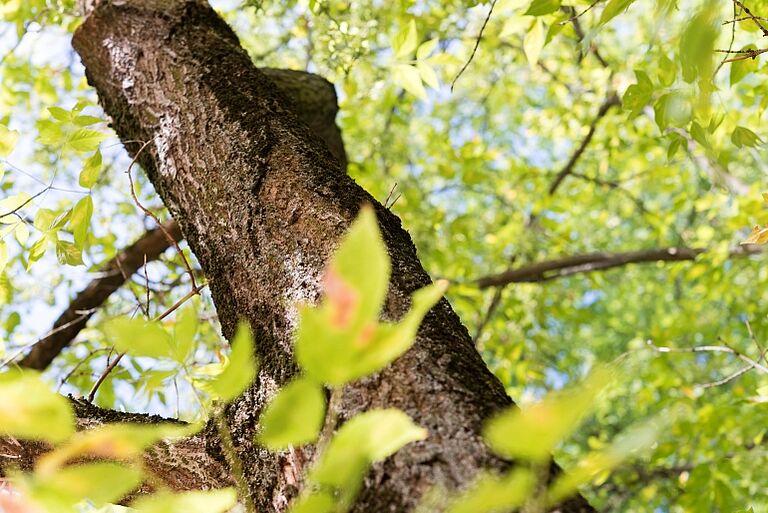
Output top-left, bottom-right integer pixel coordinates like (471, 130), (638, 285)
(0, 371), (75, 443)
(207, 321), (258, 402)
(131, 489), (238, 513)
(484, 369), (611, 462)
(258, 376), (326, 450)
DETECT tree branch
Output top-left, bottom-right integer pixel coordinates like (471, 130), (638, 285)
(547, 92), (620, 196)
(0, 399), (232, 494)
(16, 68), (348, 371)
(17, 220), (183, 370)
(474, 244), (763, 289)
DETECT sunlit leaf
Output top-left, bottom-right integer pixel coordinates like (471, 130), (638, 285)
(0, 124), (19, 157)
(102, 317), (173, 358)
(393, 64), (427, 99)
(731, 126), (762, 148)
(524, 0), (561, 16)
(79, 150), (102, 188)
(446, 469), (536, 513)
(131, 489), (237, 513)
(394, 19), (418, 58)
(69, 195), (93, 249)
(67, 128), (108, 152)
(484, 368), (611, 462)
(0, 371), (75, 442)
(308, 409), (426, 504)
(523, 19), (545, 68)
(20, 463), (142, 512)
(599, 0), (636, 25)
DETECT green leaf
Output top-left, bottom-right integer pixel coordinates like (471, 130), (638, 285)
(653, 92), (690, 131)
(416, 38), (439, 60)
(730, 45), (759, 85)
(731, 126), (762, 148)
(294, 208), (448, 386)
(524, 0), (561, 16)
(102, 317), (174, 358)
(599, 0), (636, 25)
(679, 3), (717, 84)
(47, 106), (72, 122)
(79, 150), (102, 188)
(288, 491), (336, 513)
(689, 120), (710, 149)
(297, 280), (447, 386)
(0, 192), (31, 222)
(208, 321), (258, 402)
(131, 489), (238, 513)
(483, 368), (610, 462)
(67, 128), (108, 152)
(0, 371), (75, 442)
(523, 19), (545, 68)
(258, 377), (326, 449)
(20, 462), (142, 512)
(69, 195), (93, 249)
(325, 206), (389, 333)
(15, 222), (29, 246)
(55, 240), (84, 266)
(417, 61), (440, 90)
(393, 64), (427, 99)
(446, 469), (536, 513)
(394, 19), (418, 59)
(172, 305), (198, 362)
(73, 115), (105, 126)
(0, 241), (6, 275)
(309, 409), (426, 498)
(546, 414), (671, 505)
(0, 123), (19, 157)
(658, 53), (677, 86)
(28, 236), (49, 266)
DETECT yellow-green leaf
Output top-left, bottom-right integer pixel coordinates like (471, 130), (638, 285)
(525, 0), (561, 16)
(523, 19), (545, 69)
(394, 19), (418, 58)
(258, 377), (326, 449)
(0, 371), (75, 442)
(79, 150), (102, 188)
(131, 489), (238, 513)
(483, 368), (610, 462)
(208, 321), (258, 402)
(20, 462), (142, 512)
(69, 195), (93, 249)
(67, 128), (108, 152)
(393, 63), (428, 99)
(102, 317), (173, 358)
(0, 124), (19, 157)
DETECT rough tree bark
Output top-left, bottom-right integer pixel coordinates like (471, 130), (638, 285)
(63, 1), (595, 511)
(18, 68), (347, 371)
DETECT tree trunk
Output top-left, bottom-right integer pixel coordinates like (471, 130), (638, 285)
(70, 1), (594, 511)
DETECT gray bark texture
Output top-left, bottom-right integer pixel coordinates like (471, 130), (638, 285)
(69, 1), (595, 511)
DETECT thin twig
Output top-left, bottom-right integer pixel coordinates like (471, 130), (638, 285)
(731, 0), (768, 35)
(125, 140), (198, 292)
(451, 0), (497, 91)
(716, 2), (740, 75)
(547, 93), (620, 195)
(559, 0), (602, 25)
(647, 339), (768, 375)
(721, 48), (768, 62)
(723, 15), (768, 24)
